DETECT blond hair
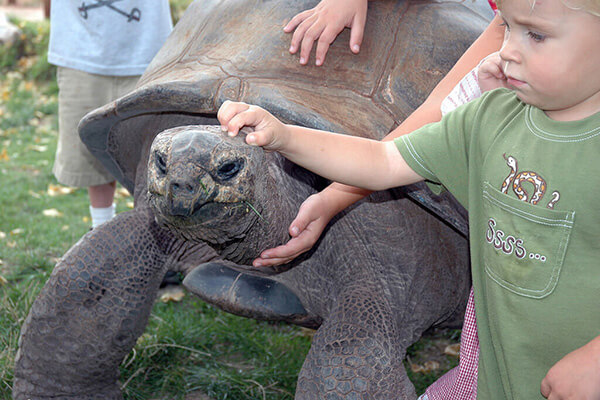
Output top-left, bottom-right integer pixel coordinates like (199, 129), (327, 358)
(495, 0), (600, 16)
(563, 0), (600, 16)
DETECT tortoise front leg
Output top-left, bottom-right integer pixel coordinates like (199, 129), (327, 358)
(295, 283), (417, 400)
(13, 208), (169, 400)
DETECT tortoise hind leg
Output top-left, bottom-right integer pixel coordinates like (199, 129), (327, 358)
(295, 283), (417, 400)
(184, 262), (320, 328)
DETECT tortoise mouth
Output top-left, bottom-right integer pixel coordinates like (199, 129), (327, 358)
(150, 193), (263, 243)
(156, 199), (260, 225)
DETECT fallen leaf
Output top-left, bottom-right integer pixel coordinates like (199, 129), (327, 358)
(30, 144), (46, 153)
(28, 190), (41, 199)
(61, 225), (69, 231)
(0, 231), (5, 239)
(159, 287), (185, 303)
(47, 184), (76, 196)
(410, 363), (425, 373)
(6, 241), (16, 248)
(43, 209), (63, 217)
(444, 343), (461, 357)
(423, 360), (440, 372)
(115, 187), (131, 198)
(10, 228), (24, 235)
(0, 275), (7, 285)
(6, 71), (23, 81)
(136, 333), (153, 346)
(0, 148), (9, 162)
(82, 216), (90, 223)
(126, 201), (134, 209)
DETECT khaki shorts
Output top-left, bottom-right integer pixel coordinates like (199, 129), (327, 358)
(53, 67), (139, 187)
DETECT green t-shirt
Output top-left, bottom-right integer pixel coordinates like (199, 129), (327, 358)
(395, 88), (600, 400)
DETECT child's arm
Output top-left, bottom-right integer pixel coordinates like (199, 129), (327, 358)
(218, 101), (423, 191)
(284, 0), (368, 66)
(540, 335), (600, 399)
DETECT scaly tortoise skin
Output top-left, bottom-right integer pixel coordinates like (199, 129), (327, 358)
(14, 0), (490, 398)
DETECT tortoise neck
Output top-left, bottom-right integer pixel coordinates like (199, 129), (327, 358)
(217, 155), (321, 266)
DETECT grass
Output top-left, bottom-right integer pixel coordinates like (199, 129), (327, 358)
(118, 299), (311, 399)
(0, 9), (460, 400)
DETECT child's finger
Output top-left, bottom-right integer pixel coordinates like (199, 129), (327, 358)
(258, 243), (302, 261)
(299, 20), (326, 64)
(284, 9), (313, 34)
(483, 63), (505, 79)
(493, 66), (506, 79)
(217, 100), (249, 128)
(253, 255), (288, 267)
(255, 237), (311, 266)
(245, 129), (273, 147)
(253, 251), (300, 267)
(540, 377), (551, 398)
(315, 25), (341, 66)
(289, 214), (311, 237)
(289, 14), (316, 56)
(349, 11), (366, 53)
(225, 108), (261, 137)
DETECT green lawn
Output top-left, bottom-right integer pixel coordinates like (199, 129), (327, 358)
(0, 13), (459, 400)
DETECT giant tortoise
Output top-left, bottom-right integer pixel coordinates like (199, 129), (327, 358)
(14, 0), (491, 398)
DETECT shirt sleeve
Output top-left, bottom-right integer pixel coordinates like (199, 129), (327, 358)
(394, 95), (487, 208)
(440, 66), (482, 117)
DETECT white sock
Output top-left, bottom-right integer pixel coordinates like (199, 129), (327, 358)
(90, 203), (116, 228)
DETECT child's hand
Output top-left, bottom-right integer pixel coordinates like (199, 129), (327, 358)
(540, 335), (600, 399)
(252, 192), (335, 267)
(477, 52), (510, 92)
(217, 100), (288, 151)
(283, 0), (368, 66)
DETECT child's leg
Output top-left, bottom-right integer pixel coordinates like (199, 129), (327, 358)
(53, 67), (138, 227)
(421, 288), (478, 400)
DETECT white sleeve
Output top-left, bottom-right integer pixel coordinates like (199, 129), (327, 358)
(440, 66), (482, 116)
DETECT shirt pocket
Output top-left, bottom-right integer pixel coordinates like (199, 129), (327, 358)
(481, 182), (575, 299)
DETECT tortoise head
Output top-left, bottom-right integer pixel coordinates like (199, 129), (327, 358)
(147, 125), (302, 266)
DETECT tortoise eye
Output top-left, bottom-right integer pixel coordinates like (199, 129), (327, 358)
(217, 159), (244, 181)
(155, 151), (167, 175)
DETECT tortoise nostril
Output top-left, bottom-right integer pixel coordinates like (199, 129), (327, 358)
(171, 181), (195, 195)
(217, 159), (244, 181)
